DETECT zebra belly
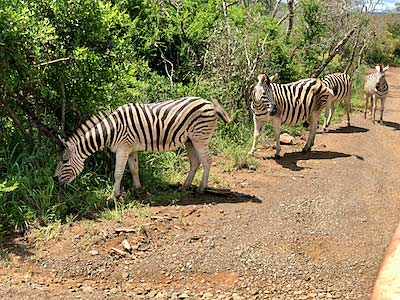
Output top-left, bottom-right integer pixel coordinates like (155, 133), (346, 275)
(130, 135), (189, 153)
(280, 107), (309, 126)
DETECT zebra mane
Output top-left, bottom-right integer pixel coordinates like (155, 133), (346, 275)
(67, 111), (108, 142)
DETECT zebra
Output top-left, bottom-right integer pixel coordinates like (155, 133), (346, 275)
(249, 74), (334, 158)
(321, 73), (352, 130)
(54, 97), (231, 199)
(364, 65), (389, 125)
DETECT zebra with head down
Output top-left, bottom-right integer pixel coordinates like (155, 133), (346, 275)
(54, 97), (231, 199)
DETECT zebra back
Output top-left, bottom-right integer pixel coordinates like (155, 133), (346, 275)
(322, 73), (351, 102)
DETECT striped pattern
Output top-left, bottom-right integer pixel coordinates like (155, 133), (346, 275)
(249, 75), (333, 157)
(321, 73), (352, 129)
(54, 97), (231, 198)
(364, 65), (389, 124)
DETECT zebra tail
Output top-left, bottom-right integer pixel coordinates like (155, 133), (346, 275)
(212, 100), (231, 124)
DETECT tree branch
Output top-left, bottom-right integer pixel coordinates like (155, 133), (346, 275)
(310, 26), (356, 78)
(34, 57), (70, 67)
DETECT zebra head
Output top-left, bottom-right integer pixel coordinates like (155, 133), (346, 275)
(252, 73), (277, 116)
(54, 137), (85, 187)
(375, 65), (389, 89)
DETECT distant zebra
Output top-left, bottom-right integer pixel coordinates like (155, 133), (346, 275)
(321, 73), (352, 130)
(364, 65), (389, 124)
(249, 74), (334, 158)
(54, 97), (231, 199)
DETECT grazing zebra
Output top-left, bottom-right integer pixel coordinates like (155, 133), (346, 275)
(321, 73), (352, 130)
(364, 65), (389, 124)
(54, 97), (231, 199)
(249, 74), (334, 158)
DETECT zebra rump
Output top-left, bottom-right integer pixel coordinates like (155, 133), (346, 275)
(321, 72), (352, 129)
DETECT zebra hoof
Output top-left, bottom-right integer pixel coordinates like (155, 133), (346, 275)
(274, 154), (281, 159)
(196, 187), (206, 194)
(302, 148), (310, 153)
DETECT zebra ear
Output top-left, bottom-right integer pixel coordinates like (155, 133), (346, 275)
(58, 135), (68, 149)
(257, 74), (270, 85)
(269, 73), (278, 83)
(383, 65), (389, 72)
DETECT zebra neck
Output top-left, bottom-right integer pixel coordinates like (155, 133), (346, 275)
(377, 80), (387, 92)
(74, 128), (105, 160)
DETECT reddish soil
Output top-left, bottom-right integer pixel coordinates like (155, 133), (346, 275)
(1, 69), (400, 300)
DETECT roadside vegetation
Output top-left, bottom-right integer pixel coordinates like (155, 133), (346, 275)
(1, 0), (400, 239)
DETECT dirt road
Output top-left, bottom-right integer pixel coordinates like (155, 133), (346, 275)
(1, 69), (400, 300)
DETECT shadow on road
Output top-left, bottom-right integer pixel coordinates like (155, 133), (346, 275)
(149, 186), (262, 206)
(325, 125), (369, 134)
(0, 236), (35, 261)
(271, 150), (353, 171)
(383, 120), (400, 130)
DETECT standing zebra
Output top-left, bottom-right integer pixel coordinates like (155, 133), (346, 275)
(364, 65), (389, 124)
(321, 73), (352, 130)
(249, 74), (334, 158)
(54, 97), (231, 199)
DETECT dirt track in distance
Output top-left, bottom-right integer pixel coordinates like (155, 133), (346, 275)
(1, 69), (400, 300)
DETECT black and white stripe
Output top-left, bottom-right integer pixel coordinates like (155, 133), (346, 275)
(54, 97), (231, 198)
(249, 74), (334, 157)
(321, 73), (352, 130)
(364, 65), (389, 124)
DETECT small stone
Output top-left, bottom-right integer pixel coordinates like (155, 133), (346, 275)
(232, 293), (242, 300)
(179, 291), (190, 298)
(122, 239), (132, 253)
(122, 272), (130, 279)
(88, 249), (99, 256)
(249, 288), (259, 296)
(203, 292), (214, 299)
(280, 133), (296, 145)
(147, 290), (158, 298)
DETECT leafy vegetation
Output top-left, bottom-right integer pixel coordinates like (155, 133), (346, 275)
(0, 0), (398, 238)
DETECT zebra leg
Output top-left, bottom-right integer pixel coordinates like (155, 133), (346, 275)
(364, 94), (369, 119)
(325, 101), (335, 131)
(182, 140), (200, 190)
(380, 97), (385, 125)
(372, 95), (377, 125)
(248, 115), (263, 156)
(323, 103), (330, 130)
(191, 142), (211, 193)
(345, 95), (351, 127)
(128, 151), (141, 190)
(303, 111), (320, 152)
(272, 117), (281, 158)
(108, 148), (130, 200)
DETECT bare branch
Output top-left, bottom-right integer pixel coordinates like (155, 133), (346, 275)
(272, 0), (282, 18)
(34, 57), (70, 67)
(310, 26), (357, 78)
(276, 3), (299, 26)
